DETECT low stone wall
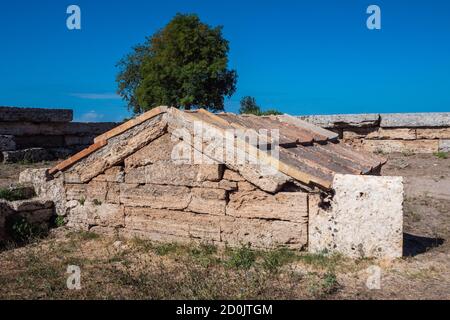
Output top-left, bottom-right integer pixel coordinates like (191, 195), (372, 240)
(300, 113), (450, 154)
(0, 106), (119, 163)
(20, 133), (309, 250)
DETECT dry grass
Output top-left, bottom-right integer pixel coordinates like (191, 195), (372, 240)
(0, 230), (351, 300)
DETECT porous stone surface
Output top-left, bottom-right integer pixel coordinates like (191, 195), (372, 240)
(416, 128), (450, 140)
(119, 184), (192, 210)
(227, 190), (308, 223)
(439, 140), (450, 152)
(309, 174), (404, 259)
(0, 135), (15, 151)
(67, 202), (124, 229)
(123, 208), (221, 243)
(381, 113), (450, 128)
(0, 106), (73, 122)
(19, 168), (66, 216)
(220, 216), (307, 249)
(299, 114), (380, 128)
(363, 128), (416, 140)
(361, 140), (439, 154)
(187, 187), (227, 215)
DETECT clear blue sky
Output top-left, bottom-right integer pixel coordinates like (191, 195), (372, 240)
(1, 0), (449, 122)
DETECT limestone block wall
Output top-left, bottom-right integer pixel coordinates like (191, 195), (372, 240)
(60, 134), (309, 249)
(300, 113), (450, 154)
(0, 106), (119, 163)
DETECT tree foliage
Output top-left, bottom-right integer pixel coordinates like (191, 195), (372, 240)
(239, 96), (282, 116)
(116, 14), (237, 114)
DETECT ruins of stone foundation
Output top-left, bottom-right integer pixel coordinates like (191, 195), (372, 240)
(9, 107), (404, 259)
(0, 106), (118, 163)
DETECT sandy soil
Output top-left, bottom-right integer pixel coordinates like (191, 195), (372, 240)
(0, 154), (449, 300)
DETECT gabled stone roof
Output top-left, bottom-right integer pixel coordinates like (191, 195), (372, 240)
(49, 107), (386, 190)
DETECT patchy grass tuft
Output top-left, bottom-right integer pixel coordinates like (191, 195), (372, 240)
(225, 244), (257, 270)
(188, 243), (220, 267)
(434, 152), (448, 159)
(152, 242), (181, 256)
(298, 251), (344, 270)
(307, 271), (340, 299)
(261, 248), (298, 272)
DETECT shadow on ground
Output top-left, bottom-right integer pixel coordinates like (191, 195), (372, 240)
(403, 233), (445, 257)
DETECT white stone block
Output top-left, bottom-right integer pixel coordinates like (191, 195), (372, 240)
(309, 174), (403, 259)
(439, 140), (450, 152)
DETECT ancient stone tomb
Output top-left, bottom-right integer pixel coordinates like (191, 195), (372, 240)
(21, 107), (404, 259)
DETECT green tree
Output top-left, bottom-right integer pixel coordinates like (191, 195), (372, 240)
(239, 96), (260, 115)
(116, 41), (151, 115)
(116, 14), (237, 114)
(239, 96), (282, 116)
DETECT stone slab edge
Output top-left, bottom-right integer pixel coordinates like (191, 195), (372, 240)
(0, 106), (73, 123)
(299, 112), (450, 129)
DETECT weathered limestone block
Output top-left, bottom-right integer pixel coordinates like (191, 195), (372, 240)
(106, 183), (120, 204)
(124, 134), (177, 170)
(19, 168), (66, 216)
(277, 114), (339, 140)
(63, 172), (84, 184)
(237, 181), (257, 191)
(416, 128), (450, 140)
(67, 114), (167, 183)
(125, 162), (199, 186)
(223, 169), (246, 182)
(299, 114), (380, 128)
(367, 128), (416, 140)
(2, 148), (53, 164)
(220, 216), (307, 249)
(187, 188), (227, 215)
(124, 207), (220, 242)
(196, 164), (224, 182)
(68, 202), (124, 228)
(0, 106), (73, 122)
(235, 164), (291, 194)
(0, 122), (118, 137)
(344, 128), (416, 140)
(439, 140), (450, 152)
(201, 180), (238, 191)
(381, 112), (450, 128)
(66, 184), (86, 201)
(86, 180), (108, 202)
(362, 140), (439, 154)
(93, 166), (125, 183)
(309, 174), (403, 259)
(342, 128), (376, 140)
(120, 184), (191, 210)
(227, 190), (308, 223)
(0, 135), (15, 151)
(8, 199), (54, 212)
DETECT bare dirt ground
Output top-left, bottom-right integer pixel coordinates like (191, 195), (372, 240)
(0, 153), (449, 300)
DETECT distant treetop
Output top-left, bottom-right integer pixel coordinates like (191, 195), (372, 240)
(239, 96), (282, 116)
